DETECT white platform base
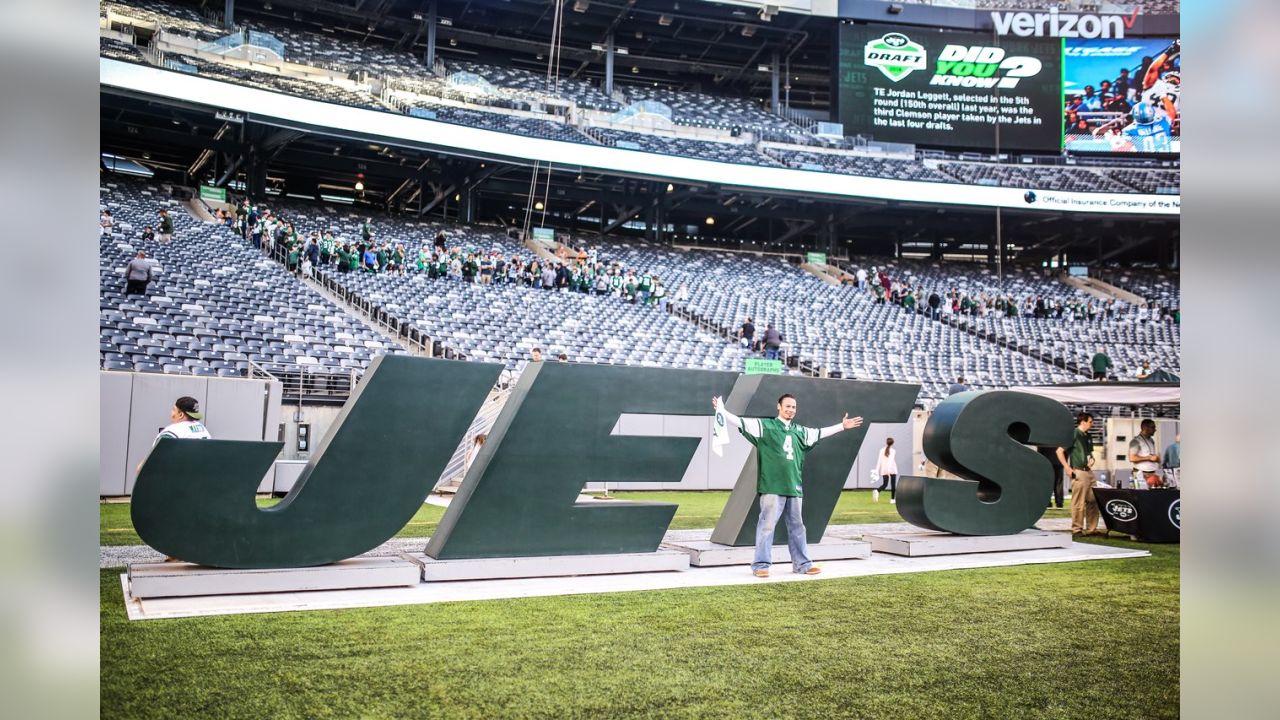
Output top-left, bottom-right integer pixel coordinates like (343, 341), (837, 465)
(861, 530), (1072, 557)
(404, 551), (690, 582)
(126, 556), (421, 599)
(119, 542), (1147, 621)
(663, 533), (871, 567)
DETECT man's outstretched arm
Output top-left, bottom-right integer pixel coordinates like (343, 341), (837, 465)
(803, 413), (864, 446)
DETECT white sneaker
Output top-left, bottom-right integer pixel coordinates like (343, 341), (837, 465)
(872, 489), (880, 503)
(890, 498), (896, 504)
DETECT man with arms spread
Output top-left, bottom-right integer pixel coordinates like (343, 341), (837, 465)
(712, 394), (863, 577)
(1057, 413), (1102, 536)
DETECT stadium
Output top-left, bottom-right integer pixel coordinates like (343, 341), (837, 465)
(99, 0), (1180, 717)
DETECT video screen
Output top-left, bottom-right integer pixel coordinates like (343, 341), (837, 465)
(1062, 37), (1180, 154)
(836, 24), (1063, 152)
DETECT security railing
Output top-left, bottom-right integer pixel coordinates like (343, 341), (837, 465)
(247, 358), (361, 402)
(200, 29), (286, 61)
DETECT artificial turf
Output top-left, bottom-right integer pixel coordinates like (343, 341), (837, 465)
(99, 490), (1072, 547)
(100, 537), (1177, 719)
(99, 492), (1163, 718)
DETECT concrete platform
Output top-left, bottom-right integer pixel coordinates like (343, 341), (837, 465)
(404, 551), (690, 582)
(861, 530), (1072, 557)
(119, 541), (1147, 621)
(662, 532), (871, 567)
(125, 556), (421, 599)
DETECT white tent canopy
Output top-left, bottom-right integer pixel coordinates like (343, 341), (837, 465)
(1011, 382), (1180, 406)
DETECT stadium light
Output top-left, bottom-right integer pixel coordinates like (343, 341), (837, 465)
(535, 201), (545, 210)
(666, 183), (674, 192)
(705, 216), (715, 225)
(354, 181), (364, 191)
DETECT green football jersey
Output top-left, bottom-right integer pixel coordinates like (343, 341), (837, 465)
(738, 417), (821, 497)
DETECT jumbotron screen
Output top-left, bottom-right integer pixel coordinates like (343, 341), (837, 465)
(1062, 37), (1180, 153)
(837, 24), (1063, 152)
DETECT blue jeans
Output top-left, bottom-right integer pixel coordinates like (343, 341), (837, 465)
(753, 494), (812, 572)
(764, 346), (780, 360)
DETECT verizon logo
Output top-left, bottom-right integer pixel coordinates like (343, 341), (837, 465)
(991, 8), (1139, 39)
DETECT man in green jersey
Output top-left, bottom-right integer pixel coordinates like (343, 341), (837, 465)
(712, 394), (863, 577)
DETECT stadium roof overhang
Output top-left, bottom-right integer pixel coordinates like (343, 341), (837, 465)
(1013, 382), (1180, 406)
(230, 0), (833, 109)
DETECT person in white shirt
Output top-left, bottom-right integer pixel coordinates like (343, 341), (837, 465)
(873, 437), (899, 503)
(139, 396), (211, 562)
(152, 396), (212, 445)
(1135, 360), (1154, 380)
(1128, 419), (1162, 488)
(855, 267), (867, 290)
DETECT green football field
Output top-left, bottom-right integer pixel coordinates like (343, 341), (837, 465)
(100, 492), (1174, 719)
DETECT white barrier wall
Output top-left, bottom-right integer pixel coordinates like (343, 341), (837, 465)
(100, 372), (283, 496)
(578, 414), (915, 492)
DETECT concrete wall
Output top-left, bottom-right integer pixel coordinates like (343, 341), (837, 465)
(277, 404), (344, 461)
(100, 372), (283, 496)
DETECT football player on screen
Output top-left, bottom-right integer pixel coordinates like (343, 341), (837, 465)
(1141, 39), (1180, 133)
(1093, 101), (1173, 153)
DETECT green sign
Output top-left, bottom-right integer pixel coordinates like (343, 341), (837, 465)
(426, 362), (739, 559)
(806, 252), (828, 265)
(131, 358), (1071, 567)
(131, 355), (500, 568)
(744, 359), (783, 375)
(895, 390), (1073, 536)
(199, 185), (227, 202)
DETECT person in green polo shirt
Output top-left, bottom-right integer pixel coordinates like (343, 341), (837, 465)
(712, 394), (864, 577)
(1090, 348), (1112, 381)
(1056, 412), (1102, 536)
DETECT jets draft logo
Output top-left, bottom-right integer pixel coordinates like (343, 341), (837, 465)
(865, 33), (927, 82)
(1106, 499), (1138, 522)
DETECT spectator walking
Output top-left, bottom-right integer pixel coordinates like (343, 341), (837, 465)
(873, 437), (899, 504)
(157, 208), (173, 243)
(124, 250), (152, 295)
(762, 324), (783, 360)
(740, 318), (756, 350)
(1091, 348), (1112, 381)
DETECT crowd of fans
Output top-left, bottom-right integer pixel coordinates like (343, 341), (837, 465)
(229, 198), (683, 310)
(102, 178), (1179, 399)
(845, 264), (1180, 325)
